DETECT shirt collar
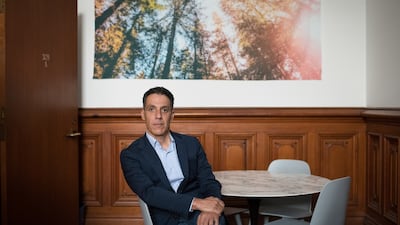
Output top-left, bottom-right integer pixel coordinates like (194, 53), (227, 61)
(145, 132), (175, 149)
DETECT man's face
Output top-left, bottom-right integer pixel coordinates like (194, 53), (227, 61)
(141, 93), (174, 138)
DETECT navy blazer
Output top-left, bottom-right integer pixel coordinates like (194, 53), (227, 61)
(120, 131), (222, 225)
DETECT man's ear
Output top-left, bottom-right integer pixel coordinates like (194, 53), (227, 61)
(141, 109), (145, 120)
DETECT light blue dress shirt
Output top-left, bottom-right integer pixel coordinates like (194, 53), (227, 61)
(146, 133), (184, 192)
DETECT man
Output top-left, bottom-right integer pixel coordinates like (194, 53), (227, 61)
(120, 87), (226, 225)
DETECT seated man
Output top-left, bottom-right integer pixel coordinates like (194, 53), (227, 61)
(120, 86), (226, 225)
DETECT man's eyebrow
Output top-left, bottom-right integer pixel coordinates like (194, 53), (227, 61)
(145, 105), (170, 109)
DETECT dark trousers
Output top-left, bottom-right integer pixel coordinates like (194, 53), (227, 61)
(178, 211), (226, 225)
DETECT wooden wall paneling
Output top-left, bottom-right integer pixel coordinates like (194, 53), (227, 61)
(363, 109), (400, 225)
(266, 133), (307, 163)
(79, 107), (370, 225)
(307, 131), (319, 175)
(367, 133), (382, 215)
(317, 126), (367, 224)
(356, 128), (367, 223)
(81, 133), (104, 207)
(205, 132), (215, 166)
(319, 133), (357, 179)
(319, 133), (358, 210)
(81, 118), (144, 225)
(212, 131), (257, 209)
(112, 132), (139, 207)
(254, 132), (266, 170)
(382, 135), (398, 224)
(253, 122), (311, 170)
(214, 133), (256, 170)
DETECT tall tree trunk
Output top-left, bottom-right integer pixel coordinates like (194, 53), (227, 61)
(161, 15), (178, 79)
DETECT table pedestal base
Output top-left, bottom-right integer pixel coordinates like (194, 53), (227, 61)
(247, 198), (260, 225)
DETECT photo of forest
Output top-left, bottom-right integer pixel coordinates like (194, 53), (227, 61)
(94, 0), (321, 80)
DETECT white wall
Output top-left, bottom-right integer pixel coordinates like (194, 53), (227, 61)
(366, 0), (400, 108)
(78, 0), (366, 108)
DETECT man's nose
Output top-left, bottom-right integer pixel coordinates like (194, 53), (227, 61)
(155, 109), (162, 118)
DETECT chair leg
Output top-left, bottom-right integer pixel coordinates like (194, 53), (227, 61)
(234, 214), (243, 225)
(263, 216), (272, 224)
(263, 216), (268, 224)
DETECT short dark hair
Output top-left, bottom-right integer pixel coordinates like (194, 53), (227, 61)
(142, 86), (174, 108)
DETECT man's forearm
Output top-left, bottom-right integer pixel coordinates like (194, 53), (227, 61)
(191, 197), (225, 215)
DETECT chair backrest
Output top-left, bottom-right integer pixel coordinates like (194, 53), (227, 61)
(267, 159), (311, 174)
(264, 159), (312, 210)
(138, 198), (154, 225)
(310, 176), (351, 225)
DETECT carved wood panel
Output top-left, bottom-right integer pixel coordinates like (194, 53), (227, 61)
(214, 133), (256, 170)
(382, 136), (398, 223)
(81, 133), (103, 207)
(112, 133), (140, 207)
(367, 133), (382, 214)
(363, 109), (400, 225)
(319, 133), (358, 208)
(267, 134), (307, 164)
(319, 134), (356, 179)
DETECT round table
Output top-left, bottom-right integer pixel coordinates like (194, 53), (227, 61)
(213, 170), (330, 225)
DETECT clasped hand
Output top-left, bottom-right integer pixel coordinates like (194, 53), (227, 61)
(192, 197), (225, 225)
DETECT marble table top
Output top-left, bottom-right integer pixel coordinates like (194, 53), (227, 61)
(213, 170), (330, 198)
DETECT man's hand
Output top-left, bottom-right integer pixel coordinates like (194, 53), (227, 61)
(196, 211), (221, 225)
(192, 197), (225, 215)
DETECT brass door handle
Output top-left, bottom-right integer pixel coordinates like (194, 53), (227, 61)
(66, 132), (82, 137)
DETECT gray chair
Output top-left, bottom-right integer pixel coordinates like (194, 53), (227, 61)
(265, 176), (351, 225)
(259, 159), (312, 223)
(138, 198), (153, 225)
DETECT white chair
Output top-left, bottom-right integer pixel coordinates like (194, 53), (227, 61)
(259, 159), (312, 223)
(139, 197), (247, 225)
(265, 176), (351, 225)
(138, 198), (154, 225)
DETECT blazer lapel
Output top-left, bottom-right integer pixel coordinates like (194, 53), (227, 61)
(141, 137), (172, 189)
(174, 134), (189, 180)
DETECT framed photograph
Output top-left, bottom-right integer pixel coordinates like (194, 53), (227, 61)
(94, 0), (321, 80)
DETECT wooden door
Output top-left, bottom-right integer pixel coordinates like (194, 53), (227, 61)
(3, 0), (79, 225)
(0, 2), (5, 224)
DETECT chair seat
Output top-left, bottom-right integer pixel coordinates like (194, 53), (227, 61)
(267, 218), (309, 225)
(259, 204), (311, 218)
